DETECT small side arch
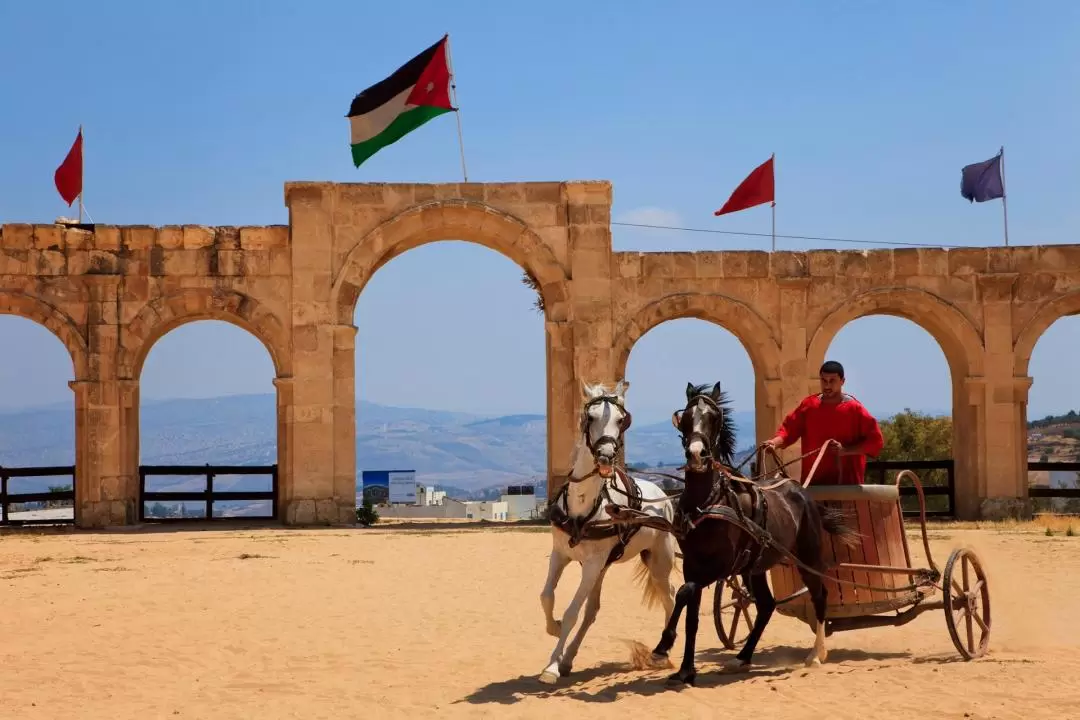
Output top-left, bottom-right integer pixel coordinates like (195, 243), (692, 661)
(118, 289), (290, 379)
(1014, 290), (1080, 377)
(330, 199), (570, 324)
(613, 292), (783, 379)
(806, 286), (985, 381)
(0, 290), (89, 380)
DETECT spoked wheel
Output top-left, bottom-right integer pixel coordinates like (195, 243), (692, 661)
(712, 575), (757, 650)
(943, 547), (991, 660)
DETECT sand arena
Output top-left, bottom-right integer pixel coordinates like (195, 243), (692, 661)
(1, 518), (1077, 720)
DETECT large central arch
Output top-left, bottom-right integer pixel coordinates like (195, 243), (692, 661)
(331, 200), (570, 324)
(806, 286), (985, 518)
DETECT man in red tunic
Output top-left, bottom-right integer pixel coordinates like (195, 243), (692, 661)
(763, 360), (884, 485)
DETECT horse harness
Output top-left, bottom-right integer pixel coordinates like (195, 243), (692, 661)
(548, 467), (645, 566)
(675, 464), (776, 575)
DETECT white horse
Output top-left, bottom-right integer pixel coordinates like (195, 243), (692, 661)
(538, 380), (679, 684)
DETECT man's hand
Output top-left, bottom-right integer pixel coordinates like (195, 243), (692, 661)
(763, 436), (784, 450)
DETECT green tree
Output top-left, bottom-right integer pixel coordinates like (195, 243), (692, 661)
(875, 409), (952, 513)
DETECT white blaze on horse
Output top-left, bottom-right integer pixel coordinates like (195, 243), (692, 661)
(538, 380), (678, 685)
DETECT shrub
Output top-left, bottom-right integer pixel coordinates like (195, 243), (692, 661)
(356, 501), (379, 527)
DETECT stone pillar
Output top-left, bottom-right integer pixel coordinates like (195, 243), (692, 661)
(282, 183), (347, 525)
(545, 319), (577, 500)
(333, 324), (358, 524)
(974, 274), (1029, 520)
(273, 376), (294, 520)
(773, 278), (811, 480)
(72, 378), (139, 527)
(550, 182), (616, 501)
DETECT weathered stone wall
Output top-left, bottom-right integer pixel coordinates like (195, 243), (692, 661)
(2, 181), (1078, 526)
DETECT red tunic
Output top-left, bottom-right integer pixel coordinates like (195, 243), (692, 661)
(774, 394), (884, 485)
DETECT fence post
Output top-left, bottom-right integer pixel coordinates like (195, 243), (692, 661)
(205, 464), (214, 520)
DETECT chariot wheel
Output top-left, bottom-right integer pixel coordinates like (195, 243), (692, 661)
(943, 547), (991, 660)
(712, 575), (757, 650)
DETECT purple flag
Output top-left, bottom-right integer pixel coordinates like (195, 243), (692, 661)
(960, 152), (1005, 203)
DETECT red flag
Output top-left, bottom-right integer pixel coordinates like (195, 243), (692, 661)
(54, 129), (83, 206)
(714, 155), (774, 216)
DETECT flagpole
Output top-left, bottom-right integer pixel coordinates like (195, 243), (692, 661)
(999, 145), (1009, 246)
(78, 124), (84, 224)
(444, 34), (469, 182)
(770, 152), (776, 252)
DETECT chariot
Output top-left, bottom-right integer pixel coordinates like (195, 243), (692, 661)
(711, 453), (991, 661)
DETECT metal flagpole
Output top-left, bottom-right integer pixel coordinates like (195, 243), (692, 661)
(999, 145), (1009, 247)
(444, 34), (469, 182)
(770, 152), (776, 252)
(78, 124), (84, 224)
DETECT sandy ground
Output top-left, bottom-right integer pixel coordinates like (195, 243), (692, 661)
(0, 520), (1078, 720)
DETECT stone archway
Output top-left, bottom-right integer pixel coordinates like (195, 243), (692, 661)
(0, 290), (89, 380)
(614, 292), (783, 452)
(806, 286), (985, 517)
(1013, 289), (1080, 377)
(331, 199), (570, 325)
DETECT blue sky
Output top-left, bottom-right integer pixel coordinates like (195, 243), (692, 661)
(1, 1), (1078, 425)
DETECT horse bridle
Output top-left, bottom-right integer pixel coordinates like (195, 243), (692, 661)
(672, 393), (724, 464)
(580, 394), (633, 460)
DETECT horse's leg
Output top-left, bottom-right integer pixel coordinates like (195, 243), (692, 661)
(651, 579), (688, 660)
(799, 571), (829, 667)
(668, 581), (703, 687)
(540, 548), (572, 637)
(539, 554), (607, 684)
(726, 571), (776, 672)
(557, 566), (609, 677)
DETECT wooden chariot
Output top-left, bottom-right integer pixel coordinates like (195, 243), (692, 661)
(712, 468), (991, 661)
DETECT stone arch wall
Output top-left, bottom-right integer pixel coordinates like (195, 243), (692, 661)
(0, 290), (89, 380)
(118, 288), (291, 380)
(331, 199), (570, 325)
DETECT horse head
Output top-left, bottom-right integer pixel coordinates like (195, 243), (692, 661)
(579, 380), (633, 479)
(672, 381), (737, 472)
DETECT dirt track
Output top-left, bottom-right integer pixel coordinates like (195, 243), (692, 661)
(0, 521), (1077, 719)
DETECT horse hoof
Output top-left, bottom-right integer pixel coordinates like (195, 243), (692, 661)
(723, 658), (752, 673)
(545, 622), (562, 638)
(665, 671), (695, 688)
(804, 656), (822, 668)
(539, 669), (560, 685)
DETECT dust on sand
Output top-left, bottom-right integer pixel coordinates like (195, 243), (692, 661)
(0, 520), (1078, 719)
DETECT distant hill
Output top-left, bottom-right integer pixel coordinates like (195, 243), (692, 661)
(0, 393), (757, 499)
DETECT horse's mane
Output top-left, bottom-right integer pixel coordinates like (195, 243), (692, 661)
(687, 382), (738, 466)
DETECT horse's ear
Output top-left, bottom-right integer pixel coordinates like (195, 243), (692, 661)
(614, 379), (630, 399)
(710, 382), (723, 400)
(582, 381), (600, 399)
(685, 382), (696, 399)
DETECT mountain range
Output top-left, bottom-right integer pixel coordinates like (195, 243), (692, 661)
(0, 393), (757, 499)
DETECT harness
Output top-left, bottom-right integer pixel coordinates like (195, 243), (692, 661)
(549, 467), (644, 566)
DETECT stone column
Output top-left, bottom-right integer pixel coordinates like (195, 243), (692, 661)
(774, 278), (810, 480)
(545, 318), (576, 500)
(552, 182), (616, 500)
(72, 378), (140, 527)
(282, 183), (345, 525)
(333, 324), (358, 524)
(974, 274), (1029, 519)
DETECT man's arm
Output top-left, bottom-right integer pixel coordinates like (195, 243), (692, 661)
(765, 399), (808, 449)
(839, 405), (885, 457)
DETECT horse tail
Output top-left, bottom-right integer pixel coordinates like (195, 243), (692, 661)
(633, 547), (673, 610)
(818, 503), (861, 549)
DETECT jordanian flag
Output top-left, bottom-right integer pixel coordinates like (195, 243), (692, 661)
(347, 35), (456, 168)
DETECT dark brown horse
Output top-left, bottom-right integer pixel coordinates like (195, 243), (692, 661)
(608, 381), (859, 687)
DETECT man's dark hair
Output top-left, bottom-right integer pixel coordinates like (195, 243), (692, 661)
(820, 360), (845, 378)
